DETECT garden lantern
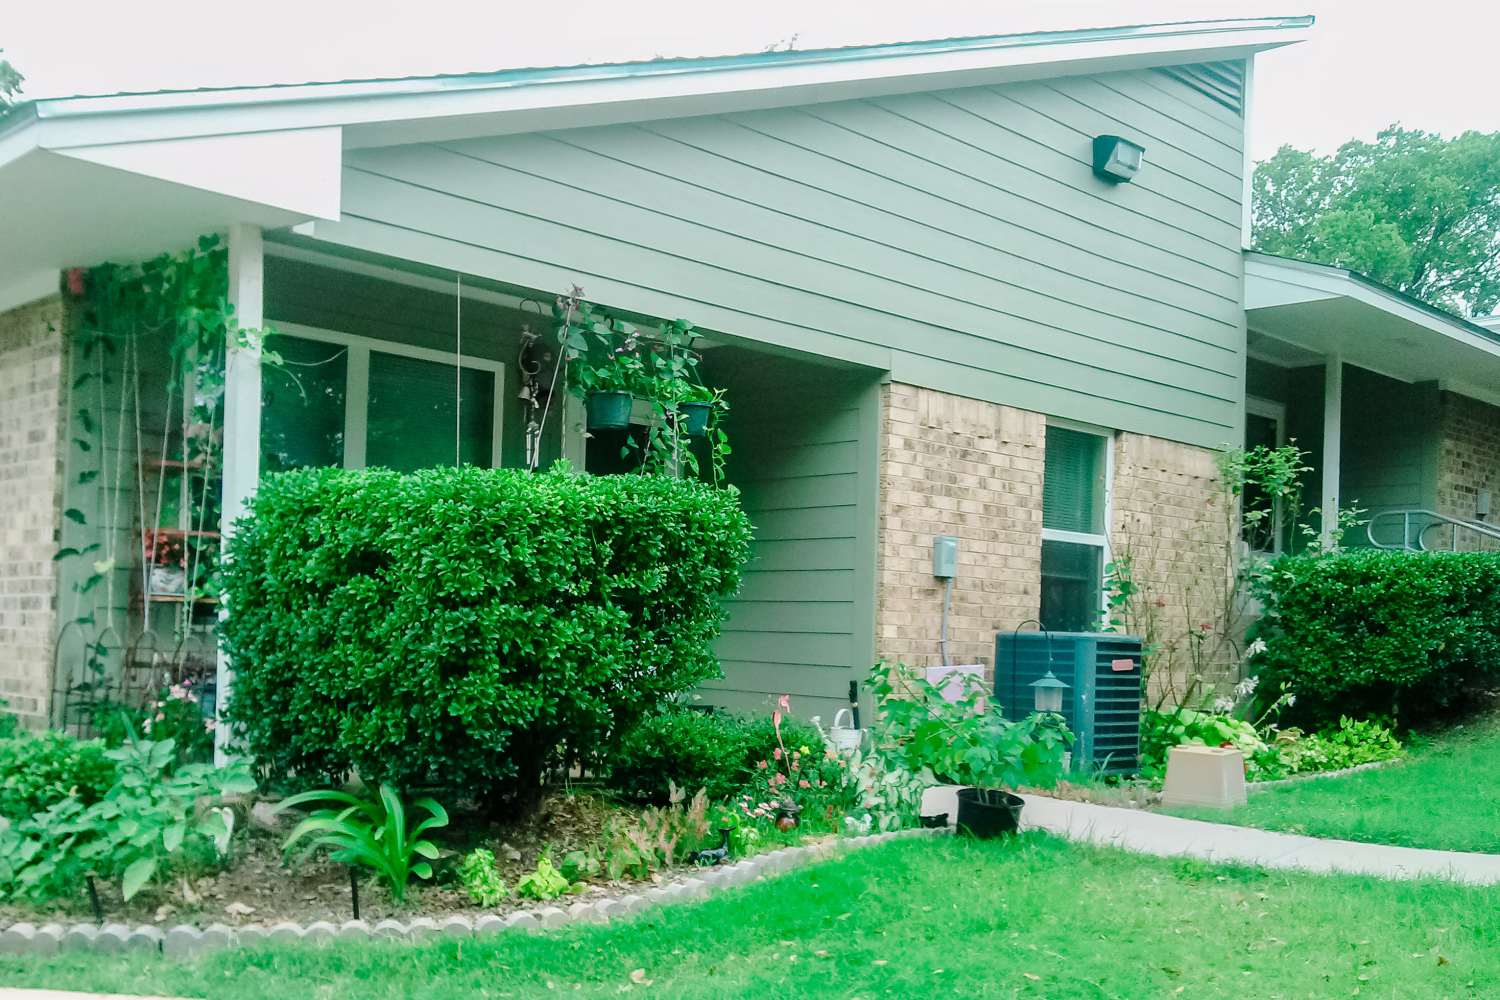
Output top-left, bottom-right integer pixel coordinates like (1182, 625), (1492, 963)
(1030, 671), (1069, 714)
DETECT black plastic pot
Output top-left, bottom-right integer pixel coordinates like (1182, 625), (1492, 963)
(586, 391), (634, 430)
(955, 787), (1023, 839)
(679, 401), (712, 437)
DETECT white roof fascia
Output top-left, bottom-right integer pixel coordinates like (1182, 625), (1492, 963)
(12, 19), (1310, 153)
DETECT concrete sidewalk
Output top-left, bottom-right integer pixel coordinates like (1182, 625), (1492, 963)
(1017, 793), (1500, 885)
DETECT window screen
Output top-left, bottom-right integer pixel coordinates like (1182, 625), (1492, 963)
(1040, 539), (1103, 633)
(260, 335), (347, 472)
(1043, 426), (1106, 534)
(366, 352), (495, 472)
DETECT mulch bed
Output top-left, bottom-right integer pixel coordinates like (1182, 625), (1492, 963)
(0, 791), (705, 928)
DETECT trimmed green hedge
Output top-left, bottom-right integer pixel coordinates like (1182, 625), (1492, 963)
(1250, 550), (1500, 725)
(221, 465), (752, 809)
(607, 709), (824, 804)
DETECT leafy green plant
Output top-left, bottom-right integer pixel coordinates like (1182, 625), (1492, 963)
(456, 848), (508, 907)
(221, 464), (752, 813)
(277, 784), (448, 904)
(0, 730), (116, 822)
(608, 708), (824, 805)
(1250, 549), (1500, 726)
(0, 734), (252, 902)
(514, 852), (570, 900)
(867, 661), (1072, 800)
(1141, 708), (1279, 782)
(1274, 717), (1403, 776)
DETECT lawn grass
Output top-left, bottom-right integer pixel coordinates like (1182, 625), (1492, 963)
(1164, 719), (1500, 853)
(6, 835), (1500, 999)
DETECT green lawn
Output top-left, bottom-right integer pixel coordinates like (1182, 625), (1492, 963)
(1165, 720), (1500, 853)
(6, 835), (1500, 999)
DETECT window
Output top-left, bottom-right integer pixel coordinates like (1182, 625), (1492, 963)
(261, 325), (503, 474)
(1040, 423), (1110, 632)
(1243, 398), (1286, 554)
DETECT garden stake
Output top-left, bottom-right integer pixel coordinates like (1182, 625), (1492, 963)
(86, 875), (103, 924)
(349, 867), (360, 921)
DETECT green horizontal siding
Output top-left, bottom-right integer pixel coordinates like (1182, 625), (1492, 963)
(701, 354), (879, 717)
(326, 62), (1248, 449)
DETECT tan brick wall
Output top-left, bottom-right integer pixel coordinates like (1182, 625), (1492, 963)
(0, 294), (66, 728)
(874, 383), (1045, 672)
(873, 385), (1235, 704)
(1435, 391), (1500, 550)
(1109, 432), (1236, 702)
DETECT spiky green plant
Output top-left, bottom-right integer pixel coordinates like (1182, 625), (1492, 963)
(276, 784), (448, 902)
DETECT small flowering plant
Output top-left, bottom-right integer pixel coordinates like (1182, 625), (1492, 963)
(141, 678), (215, 762)
(737, 695), (859, 830)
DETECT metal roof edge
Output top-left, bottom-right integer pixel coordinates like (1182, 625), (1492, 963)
(1245, 250), (1500, 348)
(8, 15), (1313, 128)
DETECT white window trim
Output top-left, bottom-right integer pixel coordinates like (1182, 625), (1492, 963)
(270, 320), (505, 469)
(1244, 395), (1287, 555)
(1041, 418), (1114, 630)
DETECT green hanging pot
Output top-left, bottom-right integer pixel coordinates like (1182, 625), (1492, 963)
(679, 401), (713, 438)
(586, 391), (634, 430)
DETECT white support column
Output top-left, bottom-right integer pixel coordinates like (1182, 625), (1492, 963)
(216, 223), (264, 764)
(1320, 354), (1343, 550)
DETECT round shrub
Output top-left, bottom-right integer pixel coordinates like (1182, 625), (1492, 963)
(608, 709), (826, 803)
(221, 465), (752, 812)
(0, 731), (116, 822)
(1250, 549), (1500, 725)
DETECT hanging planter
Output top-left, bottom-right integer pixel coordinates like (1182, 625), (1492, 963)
(585, 390), (634, 431)
(679, 400), (712, 438)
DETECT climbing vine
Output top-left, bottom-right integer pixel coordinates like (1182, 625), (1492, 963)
(54, 234), (280, 721)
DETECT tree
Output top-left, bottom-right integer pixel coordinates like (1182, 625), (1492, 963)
(1253, 126), (1500, 317)
(0, 50), (21, 109)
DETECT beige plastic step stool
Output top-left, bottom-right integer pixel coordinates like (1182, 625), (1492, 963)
(1160, 745), (1247, 809)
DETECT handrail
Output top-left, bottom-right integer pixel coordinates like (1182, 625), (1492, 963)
(1366, 509), (1500, 551)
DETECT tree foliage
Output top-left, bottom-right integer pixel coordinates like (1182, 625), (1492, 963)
(1252, 126), (1500, 316)
(0, 50), (21, 109)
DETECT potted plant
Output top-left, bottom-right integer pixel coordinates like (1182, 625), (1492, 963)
(142, 529), (187, 595)
(676, 384), (719, 438)
(867, 661), (1071, 839)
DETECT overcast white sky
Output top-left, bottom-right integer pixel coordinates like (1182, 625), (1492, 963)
(3, 0), (1495, 160)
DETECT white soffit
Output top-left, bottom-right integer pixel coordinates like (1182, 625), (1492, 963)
(57, 127), (342, 220)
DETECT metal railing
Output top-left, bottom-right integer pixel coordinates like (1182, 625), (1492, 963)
(1366, 509), (1500, 551)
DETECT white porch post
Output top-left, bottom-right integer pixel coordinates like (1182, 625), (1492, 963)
(216, 223), (264, 764)
(1320, 354), (1343, 550)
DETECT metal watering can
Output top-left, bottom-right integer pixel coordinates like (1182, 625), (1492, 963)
(812, 709), (864, 753)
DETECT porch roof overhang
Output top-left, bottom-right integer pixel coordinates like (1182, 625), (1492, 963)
(0, 15), (1311, 311)
(1245, 252), (1500, 408)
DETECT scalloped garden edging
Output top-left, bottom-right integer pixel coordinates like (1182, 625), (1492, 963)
(0, 829), (941, 959)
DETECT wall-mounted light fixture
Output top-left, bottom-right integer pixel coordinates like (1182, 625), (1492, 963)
(1478, 488), (1492, 521)
(1092, 134), (1145, 184)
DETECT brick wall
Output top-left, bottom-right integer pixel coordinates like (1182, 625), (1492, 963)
(874, 383), (1045, 672)
(1109, 432), (1236, 701)
(0, 294), (67, 728)
(1435, 391), (1500, 550)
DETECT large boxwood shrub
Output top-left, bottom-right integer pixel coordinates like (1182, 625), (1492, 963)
(221, 465), (752, 810)
(1250, 549), (1500, 725)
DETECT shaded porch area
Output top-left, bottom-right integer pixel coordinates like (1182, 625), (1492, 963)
(1245, 253), (1500, 552)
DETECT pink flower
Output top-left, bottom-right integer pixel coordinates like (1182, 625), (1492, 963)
(772, 747), (783, 761)
(757, 759), (768, 769)
(771, 773), (786, 787)
(824, 748), (837, 760)
(777, 694), (791, 713)
(203, 718), (217, 732)
(798, 779), (810, 789)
